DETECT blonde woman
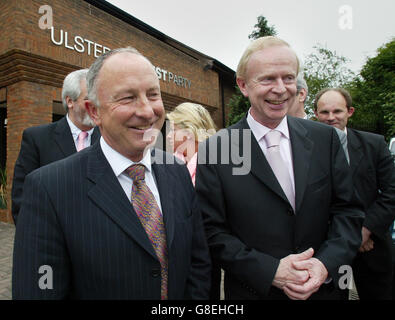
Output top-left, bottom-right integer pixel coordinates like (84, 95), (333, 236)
(166, 102), (216, 186)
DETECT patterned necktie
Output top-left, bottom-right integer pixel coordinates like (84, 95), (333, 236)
(126, 164), (168, 300)
(77, 131), (88, 152)
(264, 130), (295, 211)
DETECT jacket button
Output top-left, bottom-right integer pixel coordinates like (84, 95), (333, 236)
(287, 208), (294, 216)
(151, 268), (160, 277)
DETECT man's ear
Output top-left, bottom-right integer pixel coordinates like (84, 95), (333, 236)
(85, 100), (101, 126)
(348, 106), (355, 117)
(66, 96), (73, 110)
(236, 77), (249, 98)
(299, 88), (308, 103)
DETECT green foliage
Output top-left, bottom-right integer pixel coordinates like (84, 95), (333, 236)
(303, 44), (355, 116)
(348, 38), (395, 139)
(248, 16), (277, 40)
(227, 15), (277, 126)
(382, 92), (395, 138)
(227, 86), (250, 126)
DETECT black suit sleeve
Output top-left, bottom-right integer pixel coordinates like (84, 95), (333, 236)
(364, 136), (395, 238)
(12, 169), (71, 299)
(314, 129), (364, 285)
(183, 191), (212, 299)
(11, 129), (41, 225)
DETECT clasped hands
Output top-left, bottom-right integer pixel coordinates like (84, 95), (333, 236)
(272, 248), (328, 300)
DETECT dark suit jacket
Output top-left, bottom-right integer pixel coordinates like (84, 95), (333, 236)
(12, 142), (211, 299)
(11, 117), (100, 224)
(347, 129), (395, 237)
(347, 129), (395, 289)
(196, 116), (364, 300)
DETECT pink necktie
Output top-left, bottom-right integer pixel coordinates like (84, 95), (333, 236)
(126, 164), (168, 299)
(77, 131), (88, 152)
(264, 130), (295, 211)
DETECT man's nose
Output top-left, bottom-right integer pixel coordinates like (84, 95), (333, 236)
(271, 79), (286, 94)
(327, 112), (335, 121)
(136, 96), (155, 118)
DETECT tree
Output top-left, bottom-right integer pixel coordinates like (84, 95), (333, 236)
(227, 15), (277, 126)
(348, 38), (395, 139)
(303, 44), (355, 117)
(248, 16), (277, 40)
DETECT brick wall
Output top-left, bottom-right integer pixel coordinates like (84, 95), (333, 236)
(0, 0), (220, 110)
(0, 0), (235, 222)
(2, 82), (54, 223)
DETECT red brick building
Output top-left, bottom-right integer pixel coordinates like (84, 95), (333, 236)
(0, 0), (236, 223)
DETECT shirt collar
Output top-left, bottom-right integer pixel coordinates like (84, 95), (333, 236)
(100, 136), (152, 178)
(246, 108), (290, 142)
(66, 113), (94, 137)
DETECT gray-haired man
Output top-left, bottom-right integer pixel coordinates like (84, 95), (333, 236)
(11, 69), (100, 224)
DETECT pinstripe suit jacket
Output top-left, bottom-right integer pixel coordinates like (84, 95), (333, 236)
(12, 142), (211, 299)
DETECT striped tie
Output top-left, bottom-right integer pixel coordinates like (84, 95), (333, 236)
(126, 164), (168, 300)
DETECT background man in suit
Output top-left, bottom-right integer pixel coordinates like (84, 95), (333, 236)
(287, 72), (308, 119)
(287, 75), (350, 163)
(314, 87), (395, 299)
(12, 47), (211, 299)
(196, 36), (364, 300)
(11, 69), (100, 224)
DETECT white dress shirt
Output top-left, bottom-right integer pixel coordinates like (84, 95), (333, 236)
(247, 110), (295, 195)
(100, 137), (163, 212)
(66, 114), (95, 150)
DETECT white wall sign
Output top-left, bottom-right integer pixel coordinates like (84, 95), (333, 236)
(50, 26), (111, 58)
(49, 27), (191, 88)
(154, 66), (191, 89)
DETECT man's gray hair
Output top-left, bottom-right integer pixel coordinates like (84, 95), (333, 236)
(61, 69), (89, 112)
(296, 72), (308, 94)
(87, 47), (149, 107)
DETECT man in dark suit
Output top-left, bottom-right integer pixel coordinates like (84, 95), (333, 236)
(196, 36), (364, 300)
(288, 74), (350, 163)
(315, 87), (395, 299)
(12, 47), (211, 300)
(11, 69), (100, 225)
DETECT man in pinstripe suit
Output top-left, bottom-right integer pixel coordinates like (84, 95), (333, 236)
(12, 48), (211, 299)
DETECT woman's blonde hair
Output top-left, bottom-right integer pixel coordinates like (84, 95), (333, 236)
(167, 102), (217, 142)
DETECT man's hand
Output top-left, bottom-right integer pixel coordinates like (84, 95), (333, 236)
(283, 257), (328, 300)
(359, 227), (374, 252)
(272, 248), (314, 290)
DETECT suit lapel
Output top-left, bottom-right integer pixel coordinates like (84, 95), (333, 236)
(236, 118), (289, 204)
(53, 117), (77, 156)
(86, 142), (157, 260)
(347, 129), (363, 177)
(151, 150), (176, 251)
(288, 117), (314, 212)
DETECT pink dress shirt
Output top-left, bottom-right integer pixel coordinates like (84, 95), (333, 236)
(174, 151), (198, 186)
